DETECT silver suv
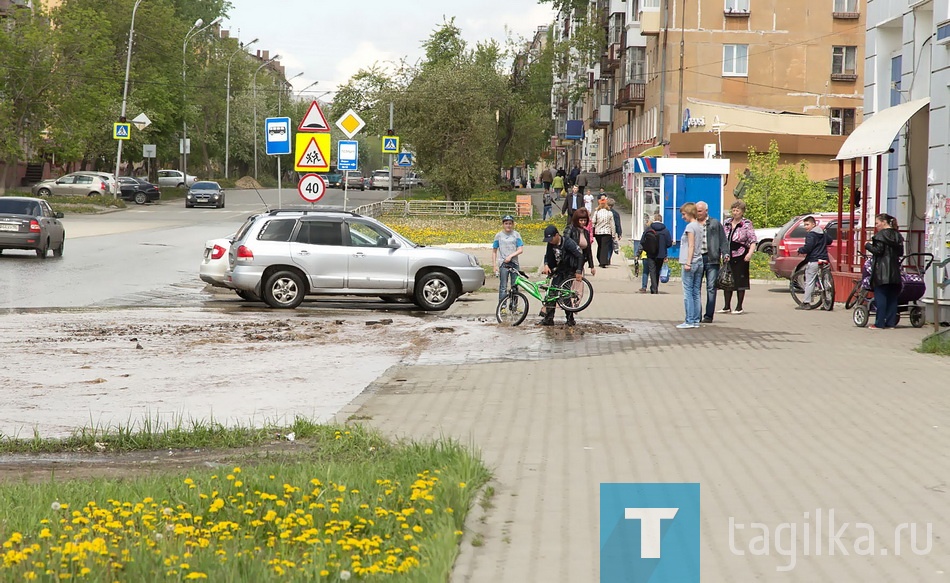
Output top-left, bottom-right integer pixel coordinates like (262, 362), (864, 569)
(225, 209), (485, 310)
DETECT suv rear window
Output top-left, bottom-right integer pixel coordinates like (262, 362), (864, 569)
(257, 219), (296, 242)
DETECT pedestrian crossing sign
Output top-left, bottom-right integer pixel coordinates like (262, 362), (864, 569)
(382, 136), (399, 154)
(113, 122), (131, 140)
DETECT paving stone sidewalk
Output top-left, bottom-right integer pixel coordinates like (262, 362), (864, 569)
(339, 241), (950, 581)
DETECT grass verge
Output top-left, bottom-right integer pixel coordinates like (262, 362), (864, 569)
(919, 331), (950, 356)
(2, 192), (127, 215)
(0, 423), (490, 581)
(384, 216), (557, 246)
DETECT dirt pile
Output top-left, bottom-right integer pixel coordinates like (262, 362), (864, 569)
(234, 176), (263, 189)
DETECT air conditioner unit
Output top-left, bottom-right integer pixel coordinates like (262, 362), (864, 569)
(704, 144), (717, 158)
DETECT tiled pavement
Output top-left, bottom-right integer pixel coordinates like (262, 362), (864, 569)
(337, 237), (950, 581)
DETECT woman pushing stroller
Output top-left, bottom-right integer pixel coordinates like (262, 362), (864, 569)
(865, 213), (904, 329)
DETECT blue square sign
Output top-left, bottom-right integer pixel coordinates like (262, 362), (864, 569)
(600, 483), (700, 583)
(264, 117), (292, 156)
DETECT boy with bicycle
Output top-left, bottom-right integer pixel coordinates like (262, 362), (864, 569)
(492, 215), (524, 302)
(540, 225), (584, 327)
(796, 216), (831, 310)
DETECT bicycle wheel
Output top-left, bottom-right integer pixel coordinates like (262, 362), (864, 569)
(844, 279), (864, 310)
(555, 277), (594, 313)
(496, 291), (529, 326)
(790, 267), (821, 309)
(820, 267), (835, 311)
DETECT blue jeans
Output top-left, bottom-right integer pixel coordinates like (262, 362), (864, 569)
(873, 283), (900, 328)
(543, 204), (553, 220)
(682, 263), (703, 324)
(499, 263), (518, 301)
(701, 255), (720, 320)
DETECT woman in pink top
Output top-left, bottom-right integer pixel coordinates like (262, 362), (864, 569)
(720, 200), (757, 314)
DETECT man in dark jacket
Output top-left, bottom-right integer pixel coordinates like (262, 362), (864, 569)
(568, 163), (581, 189)
(640, 214), (673, 294)
(561, 185), (583, 219)
(540, 224), (584, 326)
(796, 216), (831, 310)
(696, 201), (731, 322)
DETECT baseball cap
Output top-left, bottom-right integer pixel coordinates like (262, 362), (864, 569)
(543, 225), (559, 242)
(501, 215), (514, 223)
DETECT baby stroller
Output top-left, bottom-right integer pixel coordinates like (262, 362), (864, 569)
(847, 253), (934, 328)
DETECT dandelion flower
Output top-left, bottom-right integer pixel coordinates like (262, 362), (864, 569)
(340, 571), (352, 581)
(50, 502), (61, 511)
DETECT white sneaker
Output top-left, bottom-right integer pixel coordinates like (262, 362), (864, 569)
(718, 308), (731, 314)
(733, 309), (744, 315)
(675, 322), (694, 329)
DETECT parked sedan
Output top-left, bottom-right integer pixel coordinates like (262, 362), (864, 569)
(199, 236), (258, 301)
(345, 171), (366, 190)
(31, 173), (108, 197)
(0, 197), (65, 259)
(157, 169), (198, 188)
(185, 181), (225, 208)
(117, 177), (161, 205)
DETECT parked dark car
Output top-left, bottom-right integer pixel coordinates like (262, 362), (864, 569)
(186, 181), (225, 209)
(0, 196), (65, 259)
(769, 212), (852, 279)
(117, 177), (161, 205)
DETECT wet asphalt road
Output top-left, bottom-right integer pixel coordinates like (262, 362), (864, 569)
(0, 187), (389, 310)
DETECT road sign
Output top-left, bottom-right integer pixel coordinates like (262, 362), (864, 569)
(265, 117), (292, 156)
(113, 123), (131, 140)
(338, 140), (358, 171)
(382, 136), (399, 154)
(335, 109), (366, 139)
(179, 138), (191, 154)
(142, 144), (157, 158)
(294, 133), (331, 172)
(297, 173), (326, 203)
(396, 152), (413, 167)
(132, 113), (151, 131)
(298, 100), (330, 132)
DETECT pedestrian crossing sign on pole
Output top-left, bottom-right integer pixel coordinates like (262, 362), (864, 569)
(294, 133), (331, 172)
(113, 123), (131, 140)
(396, 152), (413, 166)
(382, 136), (399, 154)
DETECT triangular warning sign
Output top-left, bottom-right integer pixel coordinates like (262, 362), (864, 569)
(296, 136), (329, 170)
(298, 100), (330, 132)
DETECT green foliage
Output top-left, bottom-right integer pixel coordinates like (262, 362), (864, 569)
(920, 333), (950, 356)
(740, 141), (837, 228)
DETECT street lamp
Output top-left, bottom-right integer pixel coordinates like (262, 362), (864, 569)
(253, 54), (279, 181)
(295, 80), (319, 98)
(114, 0), (143, 197)
(278, 72), (303, 116)
(182, 15), (222, 178)
(224, 37), (258, 180)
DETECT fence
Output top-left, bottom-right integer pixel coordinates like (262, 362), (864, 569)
(352, 198), (532, 219)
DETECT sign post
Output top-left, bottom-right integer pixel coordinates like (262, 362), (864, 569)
(297, 173), (326, 206)
(265, 117), (292, 208)
(338, 140), (358, 211)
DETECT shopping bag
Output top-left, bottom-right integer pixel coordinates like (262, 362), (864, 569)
(716, 262), (735, 290)
(660, 263), (670, 283)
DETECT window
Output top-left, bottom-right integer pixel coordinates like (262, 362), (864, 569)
(641, 0), (659, 7)
(830, 108), (856, 135)
(628, 0), (640, 22)
(832, 46), (857, 75)
(347, 221), (391, 247)
(833, 0), (857, 12)
(723, 44), (749, 76)
(295, 221), (342, 246)
(626, 47), (646, 83)
(75, 176), (93, 185)
(257, 219), (296, 242)
(725, 0), (750, 12)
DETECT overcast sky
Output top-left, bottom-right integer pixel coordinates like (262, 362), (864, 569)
(224, 0), (556, 99)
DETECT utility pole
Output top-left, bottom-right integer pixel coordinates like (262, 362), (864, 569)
(658, 0), (669, 141)
(114, 0), (143, 197)
(388, 101), (394, 199)
(677, 0), (685, 135)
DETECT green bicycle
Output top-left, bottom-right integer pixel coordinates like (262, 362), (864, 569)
(495, 265), (594, 326)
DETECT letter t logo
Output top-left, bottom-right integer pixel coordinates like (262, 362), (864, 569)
(624, 507), (679, 558)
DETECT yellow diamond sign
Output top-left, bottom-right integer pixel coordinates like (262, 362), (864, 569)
(335, 109), (366, 139)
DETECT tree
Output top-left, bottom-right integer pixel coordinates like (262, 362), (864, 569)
(740, 141), (837, 228)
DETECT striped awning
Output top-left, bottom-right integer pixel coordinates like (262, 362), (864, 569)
(631, 157), (658, 173)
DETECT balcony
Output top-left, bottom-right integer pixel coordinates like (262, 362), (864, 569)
(640, 8), (660, 35)
(555, 98), (568, 114)
(592, 104), (613, 128)
(616, 81), (646, 110)
(601, 43), (621, 74)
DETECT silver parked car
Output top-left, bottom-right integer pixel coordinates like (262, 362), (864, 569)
(225, 210), (484, 310)
(72, 171), (119, 196)
(31, 173), (109, 197)
(157, 169), (198, 188)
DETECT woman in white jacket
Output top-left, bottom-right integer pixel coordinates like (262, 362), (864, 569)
(591, 196), (617, 268)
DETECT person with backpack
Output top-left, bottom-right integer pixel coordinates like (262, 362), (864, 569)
(640, 213), (672, 294)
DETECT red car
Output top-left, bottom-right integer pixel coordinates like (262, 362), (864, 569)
(769, 212), (853, 279)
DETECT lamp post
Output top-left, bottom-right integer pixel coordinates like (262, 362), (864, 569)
(225, 37), (258, 180)
(253, 54), (279, 181)
(278, 72), (303, 116)
(295, 80), (319, 98)
(114, 0), (143, 197)
(182, 15), (222, 178)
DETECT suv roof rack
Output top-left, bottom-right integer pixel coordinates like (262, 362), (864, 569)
(265, 208), (362, 217)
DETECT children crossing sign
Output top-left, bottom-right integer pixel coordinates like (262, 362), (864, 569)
(294, 133), (331, 172)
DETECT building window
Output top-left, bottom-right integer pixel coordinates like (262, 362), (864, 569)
(642, 0), (660, 8)
(833, 0), (858, 12)
(628, 0), (640, 22)
(723, 44), (749, 76)
(832, 46), (857, 75)
(626, 47), (646, 83)
(725, 0), (750, 13)
(830, 108), (855, 135)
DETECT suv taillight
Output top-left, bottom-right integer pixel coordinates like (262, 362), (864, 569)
(29, 220), (40, 233)
(211, 244), (226, 260)
(236, 245), (254, 260)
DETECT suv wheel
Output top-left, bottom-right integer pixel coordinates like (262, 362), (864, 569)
(263, 270), (306, 309)
(414, 271), (456, 311)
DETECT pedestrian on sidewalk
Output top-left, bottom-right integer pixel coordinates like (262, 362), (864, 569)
(564, 208), (596, 278)
(568, 163), (581, 190)
(542, 190), (555, 220)
(641, 213), (672, 294)
(608, 197), (622, 256)
(592, 197), (617, 268)
(865, 213), (904, 328)
(492, 215), (524, 302)
(720, 200), (757, 315)
(539, 225), (584, 327)
(678, 203), (704, 328)
(796, 216), (831, 310)
(551, 173), (565, 202)
(696, 201), (730, 322)
(561, 185), (583, 220)
(540, 167), (553, 194)
(583, 190), (594, 213)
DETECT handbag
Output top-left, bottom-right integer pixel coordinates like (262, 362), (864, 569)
(716, 262), (735, 290)
(660, 263), (670, 283)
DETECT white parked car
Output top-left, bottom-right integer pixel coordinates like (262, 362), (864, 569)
(755, 227), (780, 255)
(157, 169), (198, 188)
(199, 236), (259, 301)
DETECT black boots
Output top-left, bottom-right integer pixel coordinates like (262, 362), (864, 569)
(565, 312), (576, 327)
(538, 310), (555, 326)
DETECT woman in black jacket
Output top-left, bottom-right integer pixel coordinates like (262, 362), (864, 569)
(865, 213), (904, 329)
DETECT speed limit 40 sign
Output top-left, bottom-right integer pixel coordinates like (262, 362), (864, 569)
(297, 173), (326, 203)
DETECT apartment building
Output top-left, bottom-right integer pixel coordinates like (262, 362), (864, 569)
(552, 0), (866, 184)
